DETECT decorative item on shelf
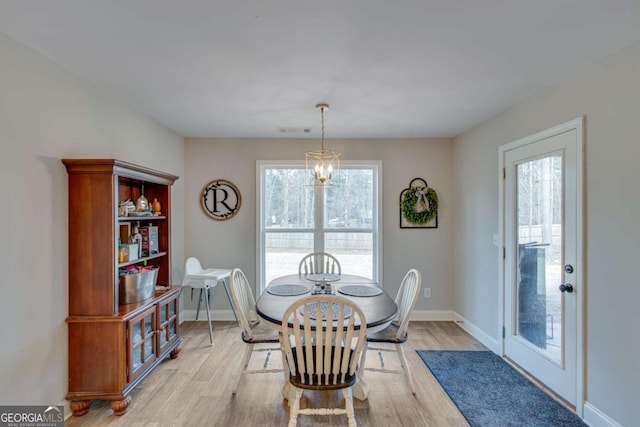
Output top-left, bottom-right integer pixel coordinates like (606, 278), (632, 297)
(118, 264), (159, 304)
(119, 199), (135, 216)
(118, 239), (129, 264)
(400, 178), (439, 229)
(135, 185), (149, 212)
(152, 198), (162, 215)
(201, 179), (241, 221)
(305, 103), (341, 187)
(139, 224), (158, 256)
(129, 222), (143, 259)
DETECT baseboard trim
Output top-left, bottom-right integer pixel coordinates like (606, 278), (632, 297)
(62, 400), (71, 421)
(583, 402), (622, 427)
(451, 312), (500, 353)
(181, 309), (236, 322)
(410, 309), (455, 321)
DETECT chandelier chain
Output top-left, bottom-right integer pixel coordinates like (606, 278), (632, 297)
(320, 106), (325, 151)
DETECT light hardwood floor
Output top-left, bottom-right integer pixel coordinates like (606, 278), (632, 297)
(66, 320), (486, 426)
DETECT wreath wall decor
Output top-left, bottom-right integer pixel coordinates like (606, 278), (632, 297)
(400, 178), (439, 228)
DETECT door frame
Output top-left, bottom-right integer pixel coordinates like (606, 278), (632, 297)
(497, 117), (584, 415)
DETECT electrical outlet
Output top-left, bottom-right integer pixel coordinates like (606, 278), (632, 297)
(423, 288), (431, 298)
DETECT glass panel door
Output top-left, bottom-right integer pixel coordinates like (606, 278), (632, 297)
(128, 306), (157, 383)
(516, 154), (562, 362)
(157, 295), (179, 355)
(503, 122), (582, 407)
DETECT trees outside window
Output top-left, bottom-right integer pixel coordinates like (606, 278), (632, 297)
(258, 162), (381, 290)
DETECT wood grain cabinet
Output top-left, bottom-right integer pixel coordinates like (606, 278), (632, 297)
(62, 159), (181, 417)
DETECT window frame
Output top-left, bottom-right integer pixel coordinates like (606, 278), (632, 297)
(257, 160), (382, 293)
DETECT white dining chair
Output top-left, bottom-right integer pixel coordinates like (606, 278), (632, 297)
(228, 268), (281, 395)
(280, 294), (367, 427)
(364, 268), (421, 395)
(181, 257), (231, 345)
(298, 252), (341, 275)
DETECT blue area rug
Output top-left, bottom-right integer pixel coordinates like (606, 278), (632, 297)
(417, 350), (586, 427)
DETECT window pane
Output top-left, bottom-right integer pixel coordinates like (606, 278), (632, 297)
(265, 232), (314, 285)
(324, 169), (373, 229)
(325, 233), (373, 279)
(264, 169), (314, 229)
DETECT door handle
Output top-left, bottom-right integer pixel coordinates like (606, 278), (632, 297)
(559, 283), (574, 293)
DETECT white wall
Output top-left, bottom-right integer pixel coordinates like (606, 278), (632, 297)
(453, 40), (640, 426)
(0, 33), (185, 405)
(183, 138), (453, 315)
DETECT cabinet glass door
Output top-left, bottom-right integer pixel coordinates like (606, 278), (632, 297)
(157, 294), (179, 355)
(128, 306), (157, 383)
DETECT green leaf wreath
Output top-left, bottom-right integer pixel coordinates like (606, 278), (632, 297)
(401, 186), (439, 225)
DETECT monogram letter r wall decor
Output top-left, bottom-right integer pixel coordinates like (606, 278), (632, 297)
(201, 179), (242, 221)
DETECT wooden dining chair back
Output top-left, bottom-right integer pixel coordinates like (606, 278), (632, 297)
(228, 268), (281, 395)
(280, 295), (367, 427)
(298, 252), (341, 275)
(364, 268), (421, 395)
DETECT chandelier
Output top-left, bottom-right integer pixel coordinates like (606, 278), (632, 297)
(305, 103), (340, 187)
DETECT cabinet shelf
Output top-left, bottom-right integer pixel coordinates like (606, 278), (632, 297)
(118, 216), (166, 221)
(118, 252), (167, 269)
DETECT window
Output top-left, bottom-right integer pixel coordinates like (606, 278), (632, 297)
(258, 161), (381, 291)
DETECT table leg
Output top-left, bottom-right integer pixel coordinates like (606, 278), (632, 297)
(352, 350), (370, 400)
(352, 379), (369, 401)
(282, 382), (294, 401)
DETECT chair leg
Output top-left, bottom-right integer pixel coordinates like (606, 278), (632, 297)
(343, 387), (357, 427)
(232, 343), (254, 395)
(396, 343), (416, 395)
(195, 288), (204, 320)
(204, 287), (213, 345)
(288, 387), (303, 427)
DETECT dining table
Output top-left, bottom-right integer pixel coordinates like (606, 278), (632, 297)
(255, 273), (398, 401)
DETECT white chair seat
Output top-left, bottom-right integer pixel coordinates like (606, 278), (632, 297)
(365, 322), (407, 344)
(241, 320), (280, 344)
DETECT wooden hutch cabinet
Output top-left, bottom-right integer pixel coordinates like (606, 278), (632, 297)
(63, 159), (181, 416)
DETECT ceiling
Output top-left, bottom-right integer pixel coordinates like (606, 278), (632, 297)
(1, 1), (639, 139)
